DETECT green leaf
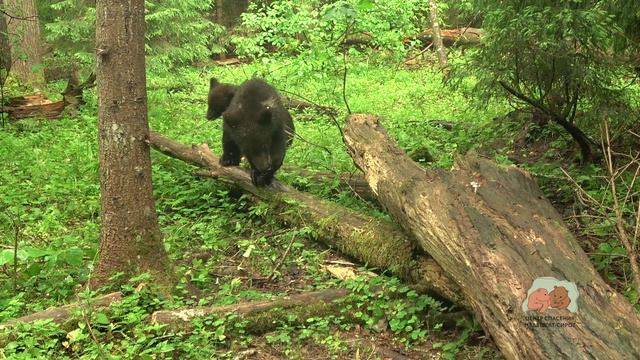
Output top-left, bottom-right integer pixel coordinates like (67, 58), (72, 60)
(94, 312), (110, 325)
(357, 0), (374, 11)
(60, 248), (84, 266)
(0, 249), (15, 266)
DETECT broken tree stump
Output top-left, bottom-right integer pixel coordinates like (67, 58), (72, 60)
(4, 72), (95, 120)
(148, 131), (465, 306)
(343, 113), (640, 360)
(5, 93), (66, 120)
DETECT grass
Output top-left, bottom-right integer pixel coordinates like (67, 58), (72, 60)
(3, 55), (634, 359)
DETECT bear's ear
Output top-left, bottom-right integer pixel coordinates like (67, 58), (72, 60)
(259, 109), (272, 126)
(210, 78), (219, 87)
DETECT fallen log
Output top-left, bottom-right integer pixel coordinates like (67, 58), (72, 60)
(151, 288), (350, 329)
(343, 114), (640, 360)
(414, 27), (482, 47)
(343, 28), (481, 49)
(152, 286), (469, 332)
(148, 131), (465, 306)
(0, 292), (122, 331)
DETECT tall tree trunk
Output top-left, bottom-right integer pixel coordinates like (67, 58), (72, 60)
(3, 0), (44, 89)
(343, 114), (640, 360)
(0, 0), (11, 79)
(92, 0), (172, 288)
(214, 0), (249, 28)
(1, 0), (9, 126)
(428, 0), (449, 78)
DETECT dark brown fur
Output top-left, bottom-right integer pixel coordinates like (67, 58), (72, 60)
(207, 77), (294, 186)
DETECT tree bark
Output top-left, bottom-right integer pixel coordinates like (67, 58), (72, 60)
(148, 131), (466, 306)
(0, 0), (10, 82)
(428, 0), (449, 77)
(5, 93), (64, 119)
(92, 0), (172, 288)
(282, 96), (338, 116)
(214, 0), (249, 28)
(343, 114), (640, 360)
(3, 0), (44, 88)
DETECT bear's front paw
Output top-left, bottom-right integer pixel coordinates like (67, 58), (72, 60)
(220, 154), (240, 166)
(251, 169), (273, 187)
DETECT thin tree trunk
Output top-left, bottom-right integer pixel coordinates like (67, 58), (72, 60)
(214, 0), (249, 28)
(499, 81), (595, 163)
(552, 114), (593, 163)
(3, 0), (44, 88)
(91, 0), (172, 288)
(0, 0), (11, 79)
(428, 0), (449, 77)
(343, 113), (640, 360)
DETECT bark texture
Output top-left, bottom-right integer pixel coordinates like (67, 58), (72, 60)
(0, 0), (10, 80)
(92, 0), (171, 288)
(343, 114), (640, 360)
(149, 131), (465, 305)
(214, 0), (249, 28)
(3, 0), (44, 88)
(428, 0), (449, 76)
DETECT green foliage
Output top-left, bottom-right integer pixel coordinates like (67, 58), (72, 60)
(346, 276), (443, 344)
(1, 60), (501, 357)
(233, 0), (430, 63)
(42, 0), (221, 73)
(5, 0), (640, 356)
(453, 0), (636, 156)
(144, 0), (223, 70)
(43, 0), (96, 71)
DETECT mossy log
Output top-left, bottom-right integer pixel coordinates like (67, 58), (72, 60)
(0, 292), (122, 331)
(151, 288), (350, 330)
(343, 114), (640, 360)
(148, 131), (465, 306)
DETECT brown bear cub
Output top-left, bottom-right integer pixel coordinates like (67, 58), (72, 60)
(206, 78), (294, 186)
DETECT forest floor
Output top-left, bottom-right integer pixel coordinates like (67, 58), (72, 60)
(1, 59), (633, 359)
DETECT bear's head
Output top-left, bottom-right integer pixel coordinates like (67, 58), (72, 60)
(530, 288), (549, 301)
(549, 286), (571, 309)
(207, 78), (237, 120)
